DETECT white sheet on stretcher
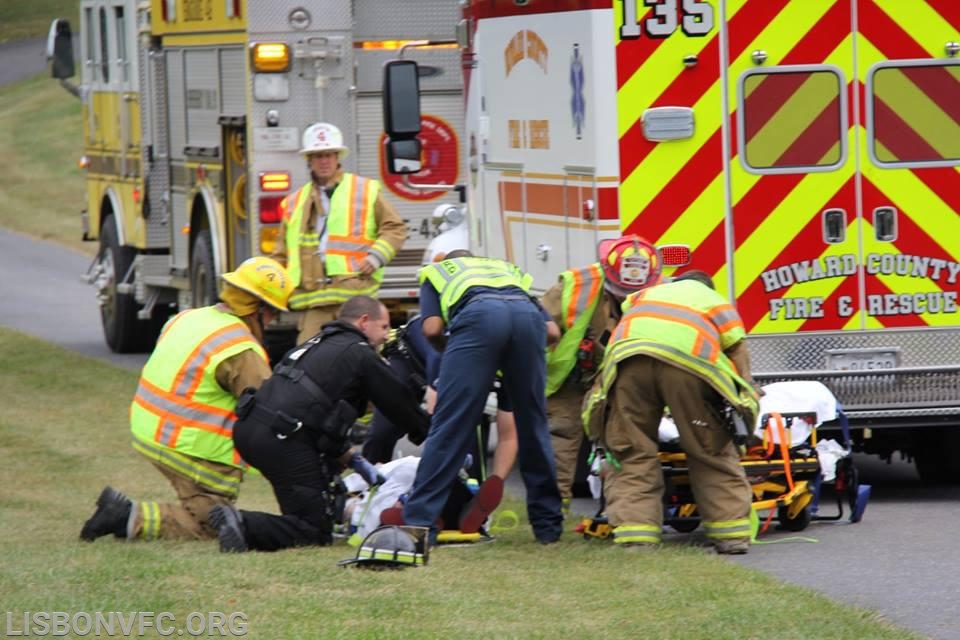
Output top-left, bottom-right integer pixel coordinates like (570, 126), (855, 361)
(654, 381), (840, 448)
(756, 380), (839, 447)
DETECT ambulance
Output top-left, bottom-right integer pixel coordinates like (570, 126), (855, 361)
(383, 0), (960, 481)
(47, 0), (465, 355)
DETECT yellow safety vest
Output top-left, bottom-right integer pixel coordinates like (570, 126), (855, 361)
(545, 263), (604, 396)
(419, 257), (533, 322)
(281, 173), (393, 287)
(586, 280), (758, 429)
(129, 306), (266, 489)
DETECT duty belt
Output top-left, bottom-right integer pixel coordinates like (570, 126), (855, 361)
(244, 400), (305, 440)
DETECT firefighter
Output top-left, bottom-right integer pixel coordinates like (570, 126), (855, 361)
(273, 122), (408, 343)
(209, 295), (431, 553)
(540, 234), (655, 518)
(583, 259), (761, 554)
(398, 250), (564, 544)
(80, 257), (295, 543)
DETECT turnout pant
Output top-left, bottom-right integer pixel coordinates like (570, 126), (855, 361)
(601, 356), (752, 546)
(548, 385), (587, 502)
(403, 296), (563, 543)
(233, 417), (338, 551)
(131, 458), (241, 540)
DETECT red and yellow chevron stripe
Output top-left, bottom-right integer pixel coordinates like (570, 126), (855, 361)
(615, 0), (960, 335)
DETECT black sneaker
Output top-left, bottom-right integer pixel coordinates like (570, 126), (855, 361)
(80, 486), (132, 541)
(209, 505), (248, 553)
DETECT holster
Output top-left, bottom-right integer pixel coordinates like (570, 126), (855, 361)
(313, 399), (358, 457)
(243, 398), (305, 440)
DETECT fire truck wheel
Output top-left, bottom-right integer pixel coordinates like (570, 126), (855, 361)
(98, 217), (162, 353)
(190, 229), (218, 309)
(914, 428), (960, 485)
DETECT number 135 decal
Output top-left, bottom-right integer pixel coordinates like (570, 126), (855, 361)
(620, 0), (715, 39)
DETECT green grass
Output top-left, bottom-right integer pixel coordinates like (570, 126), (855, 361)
(0, 0), (78, 42)
(0, 328), (921, 639)
(0, 71), (88, 253)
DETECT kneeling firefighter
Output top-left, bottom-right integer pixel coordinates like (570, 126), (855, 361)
(209, 295), (431, 552)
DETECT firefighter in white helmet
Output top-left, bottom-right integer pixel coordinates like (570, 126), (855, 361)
(273, 122), (408, 343)
(539, 235), (660, 520)
(80, 257), (295, 543)
(582, 257), (761, 553)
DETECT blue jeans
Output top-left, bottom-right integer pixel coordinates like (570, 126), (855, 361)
(403, 296), (563, 542)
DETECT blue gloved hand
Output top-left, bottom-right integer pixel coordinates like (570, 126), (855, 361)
(350, 453), (386, 487)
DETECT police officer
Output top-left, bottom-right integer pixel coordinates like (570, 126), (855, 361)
(80, 257), (294, 543)
(400, 251), (564, 544)
(583, 264), (761, 554)
(209, 295), (431, 552)
(274, 122), (408, 343)
(540, 235), (656, 517)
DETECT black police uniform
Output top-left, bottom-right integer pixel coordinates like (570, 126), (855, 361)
(231, 320), (431, 551)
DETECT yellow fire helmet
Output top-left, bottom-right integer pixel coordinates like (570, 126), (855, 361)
(221, 256), (294, 312)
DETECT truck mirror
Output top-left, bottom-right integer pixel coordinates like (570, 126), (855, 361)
(47, 19), (75, 79)
(385, 138), (422, 174)
(383, 59), (422, 137)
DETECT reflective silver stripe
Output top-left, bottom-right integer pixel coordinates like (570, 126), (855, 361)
(157, 420), (178, 447)
(350, 175), (367, 237)
(625, 302), (720, 346)
(710, 304), (742, 329)
(135, 382), (233, 433)
(326, 239), (372, 252)
(288, 281), (380, 309)
(612, 524), (661, 545)
(447, 269), (524, 302)
(568, 266), (599, 327)
(132, 437), (241, 495)
(174, 325), (252, 396)
(603, 341), (741, 400)
(703, 519), (752, 539)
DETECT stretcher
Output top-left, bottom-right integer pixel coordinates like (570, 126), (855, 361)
(581, 381), (872, 540)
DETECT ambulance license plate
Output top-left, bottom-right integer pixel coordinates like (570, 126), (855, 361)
(826, 348), (900, 371)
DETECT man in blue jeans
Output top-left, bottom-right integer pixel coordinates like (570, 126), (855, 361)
(401, 251), (564, 544)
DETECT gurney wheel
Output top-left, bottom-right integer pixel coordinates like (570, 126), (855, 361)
(777, 505), (811, 532)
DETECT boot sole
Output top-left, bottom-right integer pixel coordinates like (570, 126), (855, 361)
(210, 506), (248, 553)
(79, 486), (127, 542)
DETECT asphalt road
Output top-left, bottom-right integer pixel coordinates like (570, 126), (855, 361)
(0, 38), (49, 86)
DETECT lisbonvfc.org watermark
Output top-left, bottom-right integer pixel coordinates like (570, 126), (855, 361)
(5, 611), (248, 637)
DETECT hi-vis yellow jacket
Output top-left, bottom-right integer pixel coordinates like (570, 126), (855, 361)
(583, 279), (759, 437)
(130, 306), (266, 493)
(544, 263), (605, 396)
(274, 171), (406, 310)
(419, 256), (533, 322)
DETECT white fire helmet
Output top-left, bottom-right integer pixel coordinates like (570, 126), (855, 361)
(300, 122), (349, 158)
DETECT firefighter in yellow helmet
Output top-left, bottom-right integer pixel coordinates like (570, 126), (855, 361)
(273, 122), (408, 343)
(539, 235), (660, 518)
(582, 260), (761, 554)
(80, 257), (294, 543)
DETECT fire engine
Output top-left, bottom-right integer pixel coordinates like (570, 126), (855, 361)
(46, 0), (465, 355)
(382, 0), (960, 481)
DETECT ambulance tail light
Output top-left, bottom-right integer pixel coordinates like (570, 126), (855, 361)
(658, 244), (692, 267)
(251, 43), (291, 73)
(259, 195), (286, 223)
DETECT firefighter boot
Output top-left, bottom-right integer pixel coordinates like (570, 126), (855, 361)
(209, 505), (248, 553)
(80, 486), (132, 541)
(714, 537), (750, 555)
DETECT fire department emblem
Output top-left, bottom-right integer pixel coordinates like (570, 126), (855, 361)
(570, 44), (585, 140)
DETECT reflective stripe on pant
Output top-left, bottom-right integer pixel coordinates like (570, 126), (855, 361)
(403, 297), (563, 542)
(612, 523), (662, 546)
(602, 356), (752, 532)
(130, 460), (240, 541)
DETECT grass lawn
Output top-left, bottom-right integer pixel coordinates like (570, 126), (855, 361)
(0, 72), (88, 253)
(0, 327), (922, 639)
(0, 0), (79, 42)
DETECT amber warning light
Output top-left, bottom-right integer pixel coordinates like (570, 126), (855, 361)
(251, 43), (291, 73)
(259, 172), (291, 192)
